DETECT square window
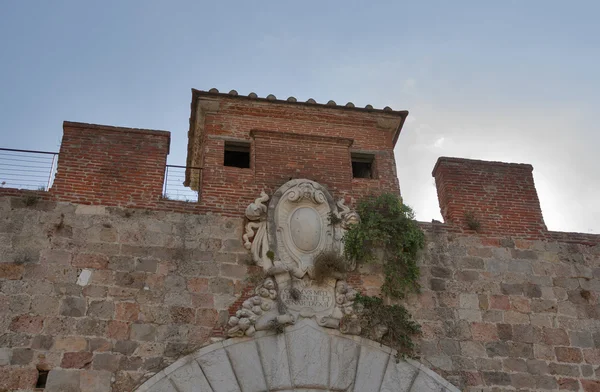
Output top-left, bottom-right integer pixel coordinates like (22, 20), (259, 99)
(351, 153), (374, 179)
(224, 141), (250, 168)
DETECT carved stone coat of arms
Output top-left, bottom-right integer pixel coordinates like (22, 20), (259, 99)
(229, 179), (361, 337)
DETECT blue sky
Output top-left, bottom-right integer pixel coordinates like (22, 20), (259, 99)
(1, 1), (598, 232)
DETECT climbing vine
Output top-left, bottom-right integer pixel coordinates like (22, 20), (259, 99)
(353, 294), (421, 358)
(343, 193), (425, 357)
(344, 192), (425, 298)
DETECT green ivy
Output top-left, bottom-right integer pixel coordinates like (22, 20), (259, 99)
(343, 193), (425, 298)
(354, 293), (421, 359)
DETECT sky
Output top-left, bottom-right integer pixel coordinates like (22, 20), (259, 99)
(0, 1), (598, 233)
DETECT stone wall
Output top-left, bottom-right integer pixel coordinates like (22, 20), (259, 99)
(403, 226), (600, 391)
(0, 196), (249, 391)
(1, 193), (599, 391)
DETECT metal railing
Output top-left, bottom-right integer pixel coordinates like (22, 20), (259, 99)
(0, 149), (201, 202)
(0, 148), (58, 191)
(163, 165), (201, 202)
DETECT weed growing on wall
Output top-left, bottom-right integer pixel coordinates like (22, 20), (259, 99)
(313, 251), (347, 283)
(344, 193), (425, 298)
(353, 293), (421, 359)
(343, 193), (425, 357)
(464, 211), (481, 232)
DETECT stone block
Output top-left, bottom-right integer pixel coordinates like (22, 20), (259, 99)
(136, 258), (158, 272)
(209, 277), (235, 294)
(0, 348), (11, 366)
(460, 341), (486, 357)
(135, 342), (165, 358)
(549, 362), (580, 376)
(114, 340), (139, 355)
(60, 297), (87, 317)
(220, 263), (247, 280)
(583, 348), (600, 365)
(555, 347), (583, 363)
(87, 300), (115, 320)
(107, 320), (130, 340)
(510, 372), (536, 389)
(558, 377), (581, 391)
(248, 333), (289, 390)
(530, 313), (553, 327)
(93, 353), (121, 372)
(526, 359), (549, 374)
(187, 277), (209, 293)
(430, 278), (446, 291)
(45, 369), (81, 392)
(543, 327), (570, 346)
(31, 295), (60, 316)
(471, 323), (498, 341)
(508, 259), (533, 274)
(508, 341), (534, 359)
(353, 344), (390, 391)
(489, 295), (510, 310)
(115, 271), (146, 289)
(108, 256), (135, 271)
(226, 340), (268, 392)
(504, 310), (530, 324)
(40, 249), (72, 265)
(582, 380), (600, 392)
(457, 309), (481, 322)
(73, 253), (109, 269)
(130, 323), (157, 341)
(581, 363), (594, 377)
(459, 293), (479, 309)
(43, 317), (77, 336)
(503, 357), (527, 372)
(486, 259), (507, 273)
(482, 310), (503, 323)
(162, 291), (191, 307)
(89, 338), (112, 352)
(119, 356), (143, 371)
(513, 324), (536, 343)
(170, 360), (213, 392)
(170, 306), (195, 324)
(482, 371), (511, 386)
(61, 352), (93, 369)
(531, 298), (557, 313)
(197, 348), (240, 392)
(486, 341), (509, 357)
(79, 370), (112, 392)
(570, 330), (594, 348)
(115, 302), (140, 322)
(9, 315), (44, 334)
(431, 266), (452, 278)
(439, 338), (460, 356)
(54, 336), (88, 351)
(533, 343), (556, 361)
(165, 274), (187, 292)
(10, 348), (33, 365)
(501, 283), (523, 295)
(9, 294), (31, 313)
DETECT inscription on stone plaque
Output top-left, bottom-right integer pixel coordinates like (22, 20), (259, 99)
(280, 286), (333, 312)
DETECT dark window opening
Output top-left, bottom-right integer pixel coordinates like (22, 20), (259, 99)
(352, 153), (374, 179)
(224, 141), (250, 168)
(36, 370), (49, 389)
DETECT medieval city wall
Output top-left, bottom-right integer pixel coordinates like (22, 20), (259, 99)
(0, 197), (599, 391)
(0, 121), (599, 391)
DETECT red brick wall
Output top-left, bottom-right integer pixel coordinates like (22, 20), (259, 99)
(195, 97), (402, 214)
(51, 122), (170, 207)
(432, 157), (547, 238)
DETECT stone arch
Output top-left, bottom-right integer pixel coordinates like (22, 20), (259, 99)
(134, 319), (459, 392)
